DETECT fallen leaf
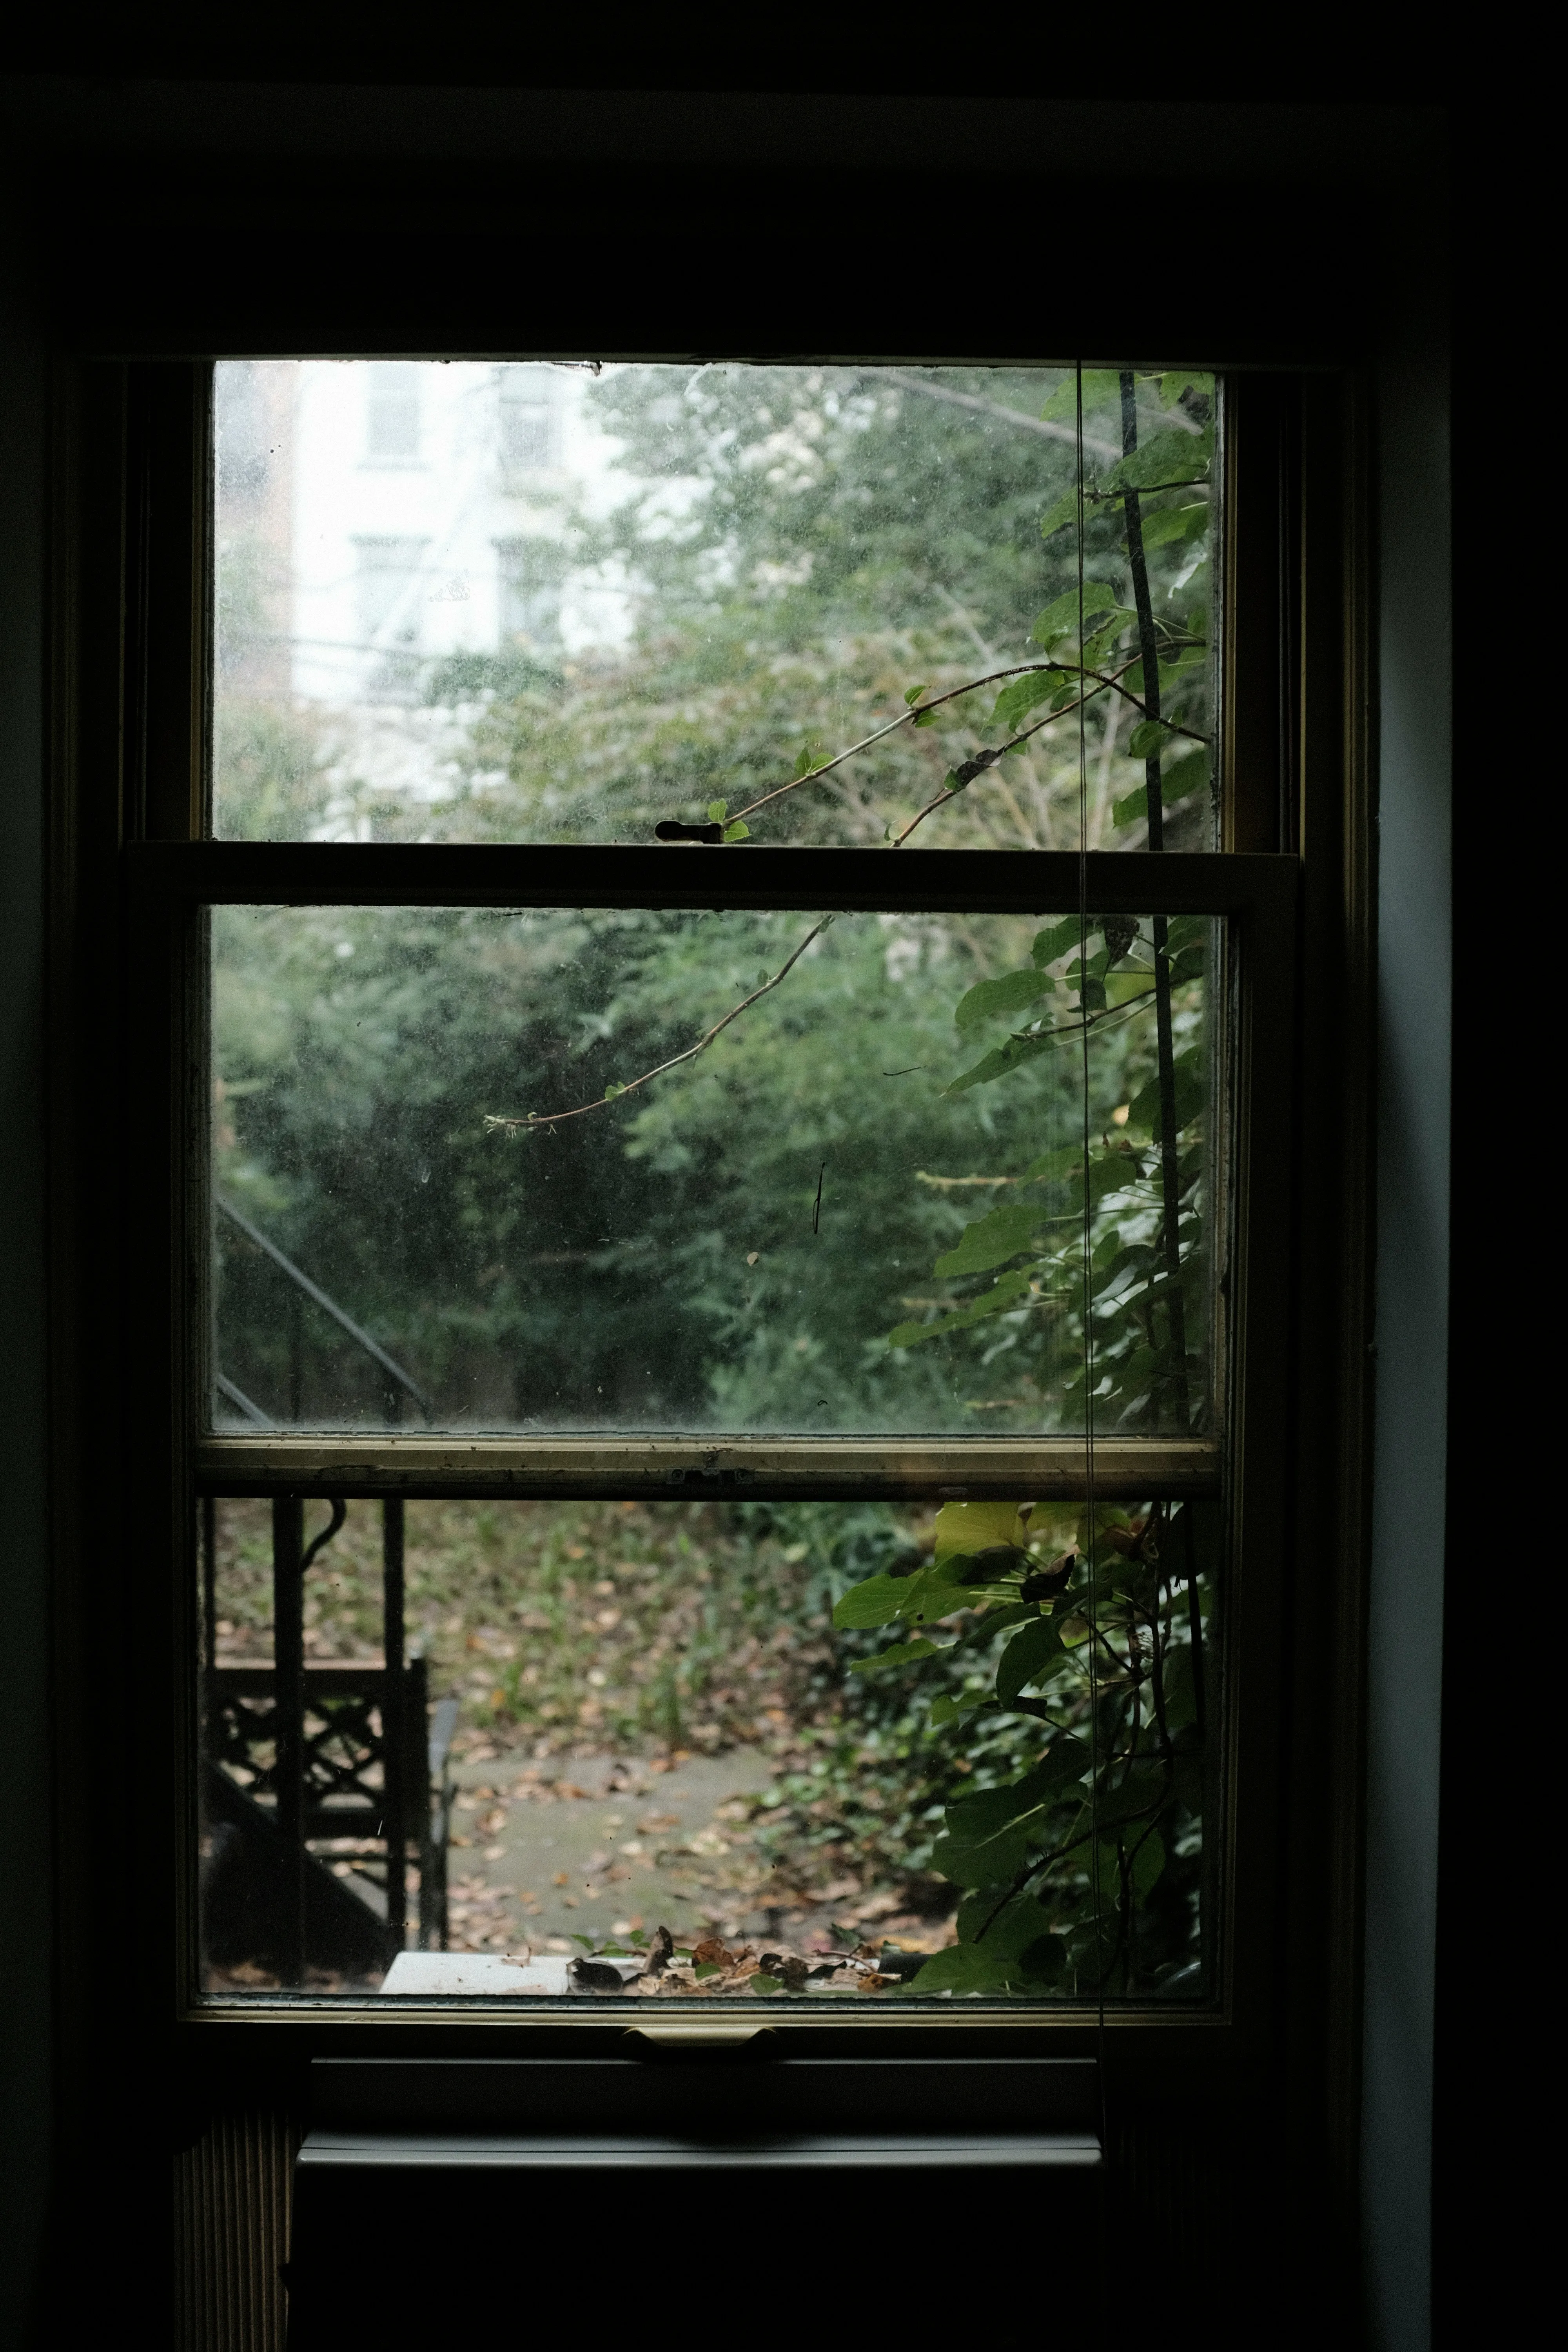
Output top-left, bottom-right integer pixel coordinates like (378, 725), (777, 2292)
(483, 1844), (506, 1861)
(570, 1956), (627, 1991)
(552, 1872), (569, 1886)
(640, 1924), (675, 1975)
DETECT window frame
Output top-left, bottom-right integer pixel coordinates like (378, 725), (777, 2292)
(49, 355), (1367, 2110)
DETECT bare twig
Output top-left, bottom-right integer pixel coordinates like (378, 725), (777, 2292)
(853, 366), (1122, 462)
(727, 652), (1208, 838)
(485, 917), (838, 1131)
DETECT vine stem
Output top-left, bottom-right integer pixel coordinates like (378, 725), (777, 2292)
(1120, 371), (1192, 1430)
(485, 916), (836, 1130)
(725, 651), (1207, 832)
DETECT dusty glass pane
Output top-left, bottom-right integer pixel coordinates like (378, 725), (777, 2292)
(211, 904), (1212, 1437)
(212, 360), (1218, 851)
(199, 1492), (1213, 2002)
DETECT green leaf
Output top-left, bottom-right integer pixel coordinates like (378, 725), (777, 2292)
(991, 670), (1061, 732)
(1032, 916), (1084, 969)
(1113, 755), (1206, 831)
(955, 1887), (1055, 1960)
(1100, 425), (1213, 495)
(886, 1269), (1036, 1349)
(1129, 1826), (1166, 1900)
(945, 1029), (1062, 1097)
(931, 1742), (1091, 1886)
(1160, 748), (1209, 802)
(911, 707), (938, 728)
(792, 744), (821, 779)
(1161, 1642), (1196, 1733)
(1125, 1047), (1203, 1139)
(954, 968), (1052, 1031)
(1040, 369), (1121, 423)
(1080, 612), (1138, 667)
(903, 684), (927, 707)
(996, 1616), (1065, 1705)
(706, 799), (728, 823)
(1038, 490), (1076, 541)
(603, 1082), (626, 1100)
(1127, 719), (1175, 761)
(928, 1691), (987, 1728)
(933, 1499), (1031, 1565)
(1022, 1144), (1080, 1184)
(1158, 371), (1212, 409)
(1137, 501), (1209, 552)
(933, 1203), (1041, 1278)
(1091, 1766), (1169, 1834)
(848, 1637), (940, 1675)
(951, 1600), (1037, 1651)
(722, 820), (750, 842)
(831, 1574), (914, 1631)
(1031, 582), (1120, 651)
(901, 1941), (1031, 1994)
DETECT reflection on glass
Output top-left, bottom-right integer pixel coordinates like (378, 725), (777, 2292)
(199, 1493), (1212, 2001)
(211, 905), (1211, 1437)
(212, 360), (1218, 850)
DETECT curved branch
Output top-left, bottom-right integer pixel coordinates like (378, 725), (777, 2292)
(485, 917), (838, 1131)
(726, 652), (1209, 839)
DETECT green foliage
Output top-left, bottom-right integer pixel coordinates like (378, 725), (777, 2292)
(806, 1497), (1217, 2000)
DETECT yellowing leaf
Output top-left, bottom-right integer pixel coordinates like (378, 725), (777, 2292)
(933, 1499), (1032, 1566)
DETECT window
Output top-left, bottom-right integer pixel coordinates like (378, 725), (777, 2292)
(136, 359), (1300, 2025)
(499, 364), (556, 472)
(353, 535), (427, 644)
(365, 361), (421, 460)
(495, 536), (563, 648)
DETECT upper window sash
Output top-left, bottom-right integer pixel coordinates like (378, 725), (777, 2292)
(125, 841), (1294, 1500)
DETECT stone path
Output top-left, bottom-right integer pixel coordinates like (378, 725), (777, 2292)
(443, 1746), (780, 1953)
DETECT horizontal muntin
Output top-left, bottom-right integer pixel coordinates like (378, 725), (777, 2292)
(127, 839), (1294, 918)
(297, 2129), (1102, 2170)
(195, 1433), (1220, 1499)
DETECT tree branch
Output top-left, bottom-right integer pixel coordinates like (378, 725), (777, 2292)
(485, 917), (837, 1131)
(853, 367), (1122, 463)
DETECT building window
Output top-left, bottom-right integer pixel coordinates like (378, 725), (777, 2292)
(495, 535), (563, 646)
(352, 535), (428, 698)
(499, 367), (555, 471)
(366, 362), (421, 461)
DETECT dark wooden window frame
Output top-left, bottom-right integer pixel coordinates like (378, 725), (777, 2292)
(48, 358), (1370, 2133)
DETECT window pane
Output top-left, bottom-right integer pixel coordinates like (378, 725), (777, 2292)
(211, 905), (1214, 1439)
(211, 360), (1219, 849)
(198, 1492), (1214, 2002)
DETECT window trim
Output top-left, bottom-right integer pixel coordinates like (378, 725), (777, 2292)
(47, 356), (1367, 2105)
(125, 829), (1296, 2043)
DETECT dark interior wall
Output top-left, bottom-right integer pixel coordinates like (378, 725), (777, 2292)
(0, 235), (52, 2352)
(0, 75), (1454, 2349)
(1364, 179), (1451, 2352)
